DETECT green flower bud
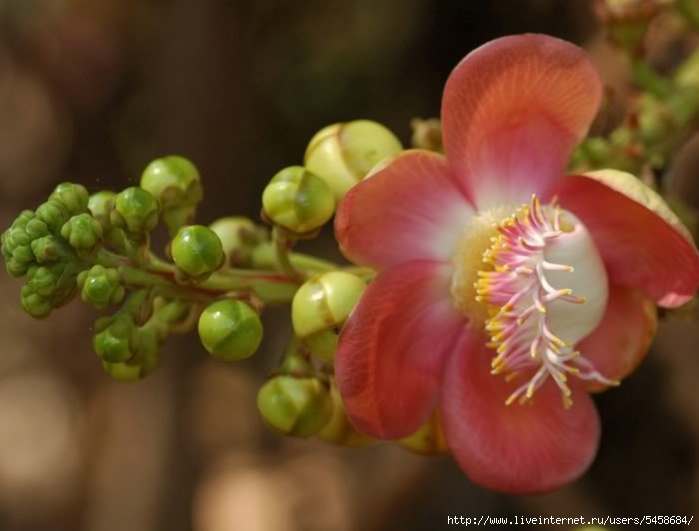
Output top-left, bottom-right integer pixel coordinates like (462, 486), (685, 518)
(110, 187), (160, 234)
(316, 384), (372, 447)
(27, 265), (57, 297)
(140, 156), (203, 234)
(20, 285), (53, 319)
(88, 191), (116, 229)
(77, 265), (125, 309)
(45, 260), (81, 308)
(35, 200), (70, 234)
(304, 120), (403, 201)
(257, 375), (333, 438)
(9, 244), (34, 267)
(398, 411), (448, 455)
(171, 225), (224, 281)
(209, 217), (267, 267)
(261, 166), (335, 233)
(292, 272), (366, 362)
(49, 183), (89, 216)
(1, 210), (33, 251)
(25, 218), (49, 239)
(2, 213), (38, 276)
(30, 235), (60, 263)
(93, 313), (135, 363)
(6, 227), (31, 248)
(197, 299), (263, 361)
(101, 361), (142, 383)
(61, 213), (103, 253)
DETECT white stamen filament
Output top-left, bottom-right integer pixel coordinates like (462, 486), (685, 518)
(474, 195), (616, 408)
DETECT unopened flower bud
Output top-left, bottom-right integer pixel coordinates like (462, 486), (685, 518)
(101, 361), (142, 383)
(88, 191), (116, 229)
(304, 120), (403, 201)
(398, 410), (448, 455)
(61, 214), (103, 253)
(93, 313), (135, 363)
(35, 200), (70, 234)
(25, 218), (49, 239)
(110, 187), (160, 234)
(171, 225), (224, 282)
(257, 375), (333, 437)
(316, 384), (372, 446)
(30, 235), (59, 263)
(209, 217), (267, 267)
(26, 265), (57, 297)
(292, 272), (366, 362)
(49, 183), (89, 216)
(78, 265), (125, 309)
(140, 156), (203, 234)
(197, 299), (263, 361)
(261, 166), (335, 234)
(20, 284), (53, 319)
(2, 214), (37, 275)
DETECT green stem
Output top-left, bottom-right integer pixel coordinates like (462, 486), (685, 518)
(251, 242), (338, 273)
(118, 263), (299, 304)
(272, 227), (306, 282)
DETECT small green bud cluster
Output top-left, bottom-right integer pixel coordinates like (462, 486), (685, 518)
(77, 265), (126, 309)
(93, 293), (166, 382)
(0, 183), (97, 318)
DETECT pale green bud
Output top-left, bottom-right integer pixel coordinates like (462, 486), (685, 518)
(93, 313), (135, 363)
(61, 213), (103, 253)
(257, 375), (333, 438)
(197, 299), (263, 361)
(35, 200), (70, 234)
(49, 183), (89, 216)
(20, 285), (53, 319)
(316, 384), (372, 446)
(292, 272), (366, 362)
(88, 191), (116, 229)
(171, 225), (224, 282)
(30, 235), (59, 263)
(261, 166), (335, 234)
(304, 120), (403, 201)
(101, 361), (142, 383)
(140, 156), (203, 234)
(110, 187), (160, 234)
(209, 217), (267, 267)
(77, 265), (125, 310)
(26, 265), (57, 297)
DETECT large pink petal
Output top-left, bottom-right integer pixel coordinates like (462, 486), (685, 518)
(335, 261), (466, 439)
(335, 150), (473, 269)
(577, 284), (657, 393)
(441, 329), (600, 493)
(442, 34), (602, 209)
(552, 173), (699, 307)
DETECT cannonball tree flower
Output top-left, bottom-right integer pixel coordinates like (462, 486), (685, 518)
(334, 34), (699, 493)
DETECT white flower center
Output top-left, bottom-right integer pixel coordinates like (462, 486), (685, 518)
(454, 195), (615, 408)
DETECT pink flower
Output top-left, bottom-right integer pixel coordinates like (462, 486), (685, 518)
(334, 34), (699, 493)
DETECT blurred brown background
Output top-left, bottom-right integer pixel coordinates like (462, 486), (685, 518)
(1, 0), (699, 530)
